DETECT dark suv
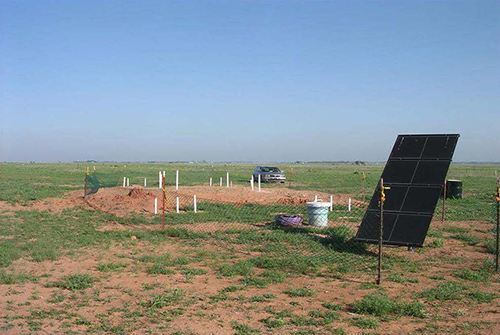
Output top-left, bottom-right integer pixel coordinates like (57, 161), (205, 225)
(253, 166), (286, 183)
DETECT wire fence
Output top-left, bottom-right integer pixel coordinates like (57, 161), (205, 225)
(84, 164), (500, 283)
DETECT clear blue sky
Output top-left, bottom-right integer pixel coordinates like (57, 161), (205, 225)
(1, 1), (499, 162)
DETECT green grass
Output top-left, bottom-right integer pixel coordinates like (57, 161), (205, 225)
(96, 262), (129, 272)
(416, 282), (465, 301)
(144, 289), (185, 312)
(232, 322), (261, 335)
(321, 302), (342, 310)
(249, 294), (276, 302)
(351, 293), (426, 318)
(466, 290), (499, 303)
(260, 316), (288, 328)
(308, 309), (340, 324)
(450, 233), (482, 246)
(146, 264), (175, 275)
(0, 271), (39, 285)
(218, 261), (255, 277)
(452, 268), (492, 282)
(46, 274), (98, 291)
(179, 266), (208, 279)
(350, 316), (379, 329)
(485, 239), (498, 254)
(416, 282), (498, 304)
(387, 273), (419, 283)
(284, 287), (316, 298)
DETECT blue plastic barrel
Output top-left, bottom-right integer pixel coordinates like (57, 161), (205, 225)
(306, 201), (330, 227)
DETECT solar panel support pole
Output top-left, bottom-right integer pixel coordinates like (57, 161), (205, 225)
(442, 180), (447, 225)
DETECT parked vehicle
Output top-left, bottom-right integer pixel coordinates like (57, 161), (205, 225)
(253, 166), (286, 183)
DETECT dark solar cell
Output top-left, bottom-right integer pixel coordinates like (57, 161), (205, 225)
(388, 214), (432, 246)
(381, 160), (418, 184)
(412, 161), (450, 185)
(355, 211), (397, 242)
(401, 186), (442, 213)
(390, 136), (426, 158)
(421, 136), (459, 159)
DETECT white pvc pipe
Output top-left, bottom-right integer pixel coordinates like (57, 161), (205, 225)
(154, 197), (158, 214)
(176, 197), (179, 213)
(159, 171), (162, 188)
(251, 176), (254, 191)
(329, 195), (333, 212)
(144, 178), (147, 187)
(258, 174), (261, 192)
(348, 197), (352, 212)
(193, 195), (197, 213)
(226, 172), (229, 187)
(176, 170), (179, 190)
(127, 178), (129, 187)
(210, 177), (213, 187)
(219, 177), (223, 187)
(314, 195), (318, 202)
(123, 177), (126, 187)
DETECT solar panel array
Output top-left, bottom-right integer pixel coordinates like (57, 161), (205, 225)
(354, 134), (460, 247)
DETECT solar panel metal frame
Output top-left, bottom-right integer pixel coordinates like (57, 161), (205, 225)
(354, 134), (459, 247)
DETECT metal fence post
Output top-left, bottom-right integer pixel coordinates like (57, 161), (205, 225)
(377, 178), (391, 285)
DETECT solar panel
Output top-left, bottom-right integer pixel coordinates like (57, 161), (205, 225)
(354, 134), (459, 247)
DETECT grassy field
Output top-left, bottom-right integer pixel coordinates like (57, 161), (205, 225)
(0, 162), (499, 334)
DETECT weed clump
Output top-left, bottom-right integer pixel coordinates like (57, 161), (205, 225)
(351, 293), (426, 318)
(284, 287), (316, 298)
(351, 316), (379, 329)
(416, 282), (498, 304)
(144, 289), (185, 312)
(416, 282), (464, 301)
(46, 274), (97, 291)
(96, 262), (128, 272)
(453, 268), (491, 282)
(0, 272), (39, 285)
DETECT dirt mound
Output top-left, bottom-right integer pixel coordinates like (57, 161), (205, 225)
(128, 187), (148, 198)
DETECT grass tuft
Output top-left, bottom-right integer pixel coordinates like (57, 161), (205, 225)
(46, 274), (97, 291)
(351, 292), (425, 318)
(96, 262), (128, 272)
(284, 287), (316, 298)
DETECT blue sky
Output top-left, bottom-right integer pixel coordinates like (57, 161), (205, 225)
(1, 1), (499, 162)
